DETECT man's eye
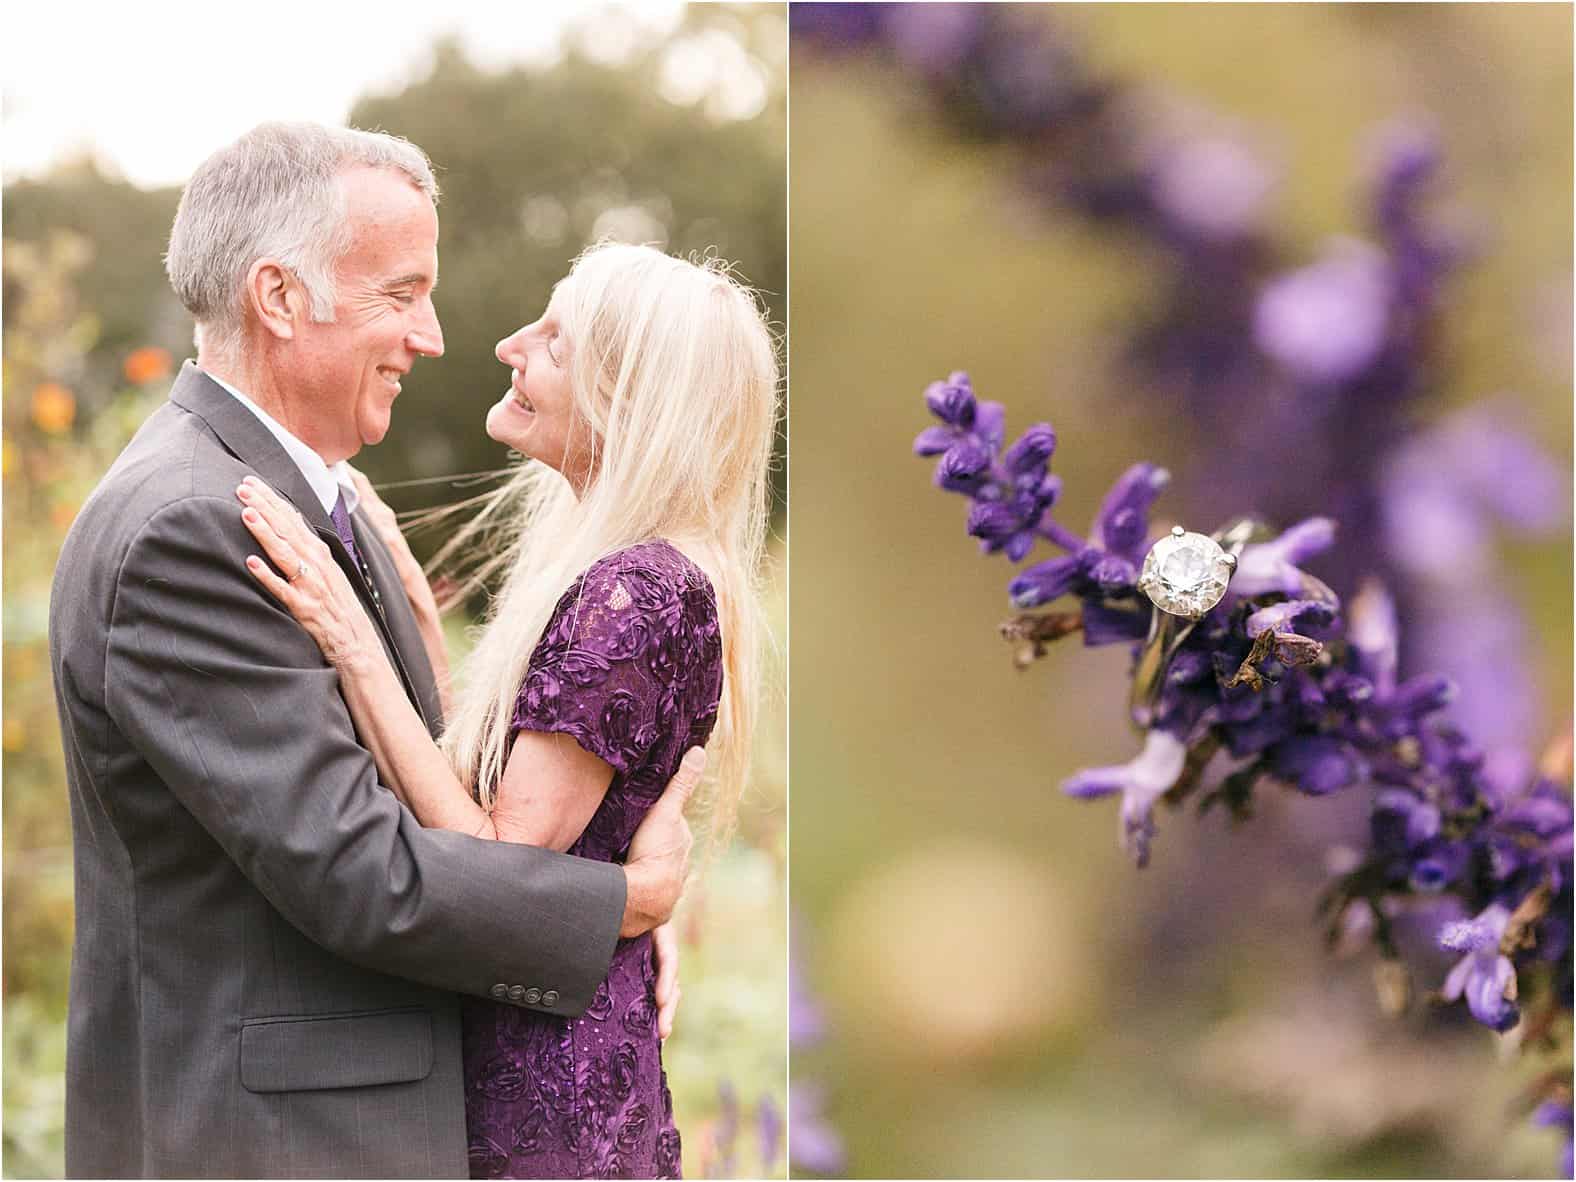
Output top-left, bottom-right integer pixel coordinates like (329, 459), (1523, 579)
(391, 290), (416, 304)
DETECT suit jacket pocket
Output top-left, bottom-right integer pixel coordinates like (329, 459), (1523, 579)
(239, 1006), (434, 1093)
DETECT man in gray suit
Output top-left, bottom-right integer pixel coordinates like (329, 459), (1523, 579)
(49, 122), (697, 1178)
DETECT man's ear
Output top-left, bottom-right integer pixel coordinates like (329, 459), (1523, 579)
(246, 259), (304, 341)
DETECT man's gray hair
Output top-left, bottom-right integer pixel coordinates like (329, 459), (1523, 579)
(165, 122), (439, 361)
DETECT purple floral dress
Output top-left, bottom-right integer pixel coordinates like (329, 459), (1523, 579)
(461, 541), (722, 1180)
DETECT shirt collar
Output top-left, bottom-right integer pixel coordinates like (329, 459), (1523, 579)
(202, 370), (360, 516)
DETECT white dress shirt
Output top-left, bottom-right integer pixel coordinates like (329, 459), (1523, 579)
(203, 370), (361, 516)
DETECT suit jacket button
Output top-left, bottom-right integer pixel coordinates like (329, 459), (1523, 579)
(523, 987), (543, 1005)
(490, 983), (509, 1000)
(507, 985), (525, 1001)
(541, 990), (559, 1006)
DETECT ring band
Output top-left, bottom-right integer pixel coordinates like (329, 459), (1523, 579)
(1129, 517), (1269, 726)
(290, 559), (309, 583)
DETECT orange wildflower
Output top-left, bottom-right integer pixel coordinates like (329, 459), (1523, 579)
(30, 382), (76, 434)
(123, 346), (173, 386)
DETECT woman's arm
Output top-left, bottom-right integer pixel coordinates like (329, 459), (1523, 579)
(236, 477), (693, 1020)
(348, 468), (454, 717)
(237, 477), (488, 834)
(236, 476), (614, 845)
(489, 729), (616, 851)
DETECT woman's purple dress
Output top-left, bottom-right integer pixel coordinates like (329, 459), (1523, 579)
(461, 541), (723, 1180)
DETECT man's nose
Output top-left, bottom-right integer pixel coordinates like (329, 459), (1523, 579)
(409, 302), (444, 358)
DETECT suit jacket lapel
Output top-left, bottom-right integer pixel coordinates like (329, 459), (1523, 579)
(346, 511), (444, 737)
(169, 362), (432, 723)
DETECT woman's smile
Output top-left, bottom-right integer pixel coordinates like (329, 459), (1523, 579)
(509, 369), (536, 414)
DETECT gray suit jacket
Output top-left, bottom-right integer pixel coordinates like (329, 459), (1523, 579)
(49, 363), (626, 1178)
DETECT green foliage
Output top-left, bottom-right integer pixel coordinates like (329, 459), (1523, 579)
(3, 230), (174, 1179)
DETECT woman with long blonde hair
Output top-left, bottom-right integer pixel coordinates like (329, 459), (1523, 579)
(236, 240), (778, 1179)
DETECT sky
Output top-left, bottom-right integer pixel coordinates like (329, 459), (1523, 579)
(1, 0), (689, 189)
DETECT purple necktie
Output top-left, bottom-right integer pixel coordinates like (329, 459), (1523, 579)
(329, 492), (359, 567)
(330, 492), (383, 616)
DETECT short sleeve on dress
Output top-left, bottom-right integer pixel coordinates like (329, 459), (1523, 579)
(509, 546), (717, 777)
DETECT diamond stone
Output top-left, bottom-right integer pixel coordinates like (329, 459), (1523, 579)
(1138, 529), (1233, 618)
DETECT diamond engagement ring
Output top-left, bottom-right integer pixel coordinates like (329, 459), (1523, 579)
(290, 559), (310, 583)
(1129, 518), (1268, 725)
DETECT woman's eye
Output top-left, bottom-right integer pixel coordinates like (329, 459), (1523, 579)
(547, 336), (562, 364)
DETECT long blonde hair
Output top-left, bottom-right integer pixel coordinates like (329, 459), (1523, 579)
(437, 242), (778, 848)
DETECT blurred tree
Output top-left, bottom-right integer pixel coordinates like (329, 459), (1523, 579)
(349, 6), (787, 534)
(1, 163), (184, 412)
(2, 4), (787, 543)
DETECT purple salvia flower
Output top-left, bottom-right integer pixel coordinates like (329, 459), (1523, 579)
(1268, 734), (1366, 796)
(1372, 787), (1442, 850)
(756, 1095), (782, 1171)
(789, 951), (825, 1047)
(1093, 462), (1170, 562)
(789, 1083), (845, 1176)
(1231, 516), (1338, 600)
(1063, 729), (1187, 868)
(711, 1079), (740, 1179)
(1346, 580), (1398, 697)
(1002, 422), (1057, 475)
(1531, 1099), (1574, 1180)
(1253, 240), (1390, 384)
(885, 2), (984, 77)
(924, 371), (977, 427)
(934, 438), (993, 494)
(1438, 904), (1520, 1033)
(1149, 132), (1277, 244)
(1007, 553), (1081, 609)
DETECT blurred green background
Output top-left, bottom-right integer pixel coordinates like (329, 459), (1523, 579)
(3, 6), (786, 1177)
(789, 4), (1570, 1178)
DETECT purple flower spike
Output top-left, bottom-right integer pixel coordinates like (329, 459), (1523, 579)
(1254, 241), (1391, 384)
(1269, 734), (1364, 796)
(757, 1095), (783, 1170)
(973, 399), (1007, 451)
(1531, 1099), (1574, 1180)
(1094, 463), (1170, 561)
(1063, 730), (1187, 868)
(934, 438), (993, 494)
(1003, 423), (1057, 476)
(1080, 599), (1150, 646)
(1008, 553), (1081, 608)
(1439, 904), (1520, 1033)
(913, 425), (959, 457)
(924, 371), (977, 426)
(886, 3), (985, 77)
(1373, 788), (1442, 849)
(789, 1083), (845, 1175)
(1150, 133), (1277, 244)
(1347, 580), (1398, 697)
(1232, 517), (1338, 600)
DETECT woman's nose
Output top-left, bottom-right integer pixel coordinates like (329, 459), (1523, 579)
(496, 329), (525, 367)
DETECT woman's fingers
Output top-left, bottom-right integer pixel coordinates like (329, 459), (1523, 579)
(239, 476), (312, 546)
(239, 504), (304, 579)
(237, 477), (335, 573)
(244, 553), (298, 608)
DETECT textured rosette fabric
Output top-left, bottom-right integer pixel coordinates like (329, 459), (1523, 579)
(462, 541), (722, 1179)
